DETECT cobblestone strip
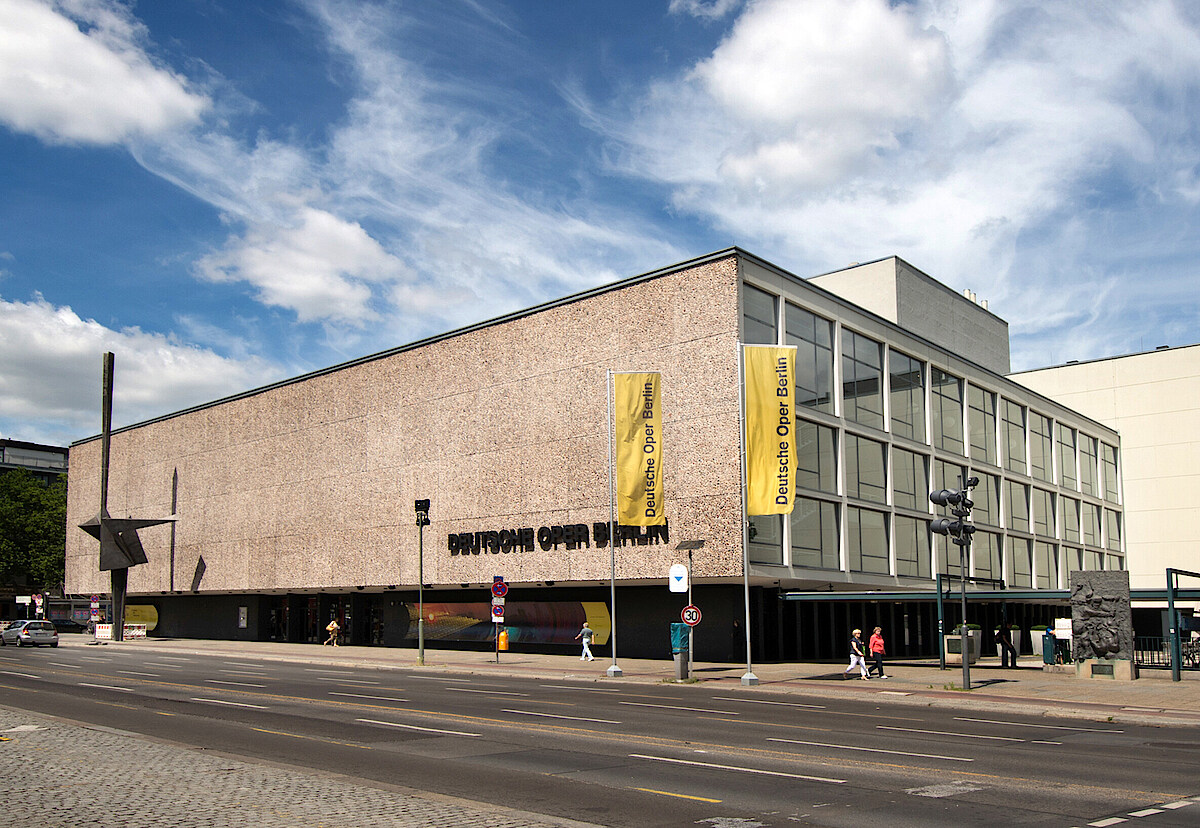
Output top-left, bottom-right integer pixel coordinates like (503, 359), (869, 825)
(0, 706), (594, 828)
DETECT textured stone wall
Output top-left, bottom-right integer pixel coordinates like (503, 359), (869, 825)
(66, 255), (745, 596)
(1070, 570), (1133, 661)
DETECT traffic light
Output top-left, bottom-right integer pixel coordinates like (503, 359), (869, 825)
(930, 476), (978, 546)
(415, 499), (430, 527)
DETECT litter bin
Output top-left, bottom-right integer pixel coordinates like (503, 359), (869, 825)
(1042, 630), (1057, 665)
(670, 622), (690, 680)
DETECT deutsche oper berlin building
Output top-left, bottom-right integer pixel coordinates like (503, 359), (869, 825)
(65, 249), (1124, 662)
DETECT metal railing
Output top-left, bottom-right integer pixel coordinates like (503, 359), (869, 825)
(1135, 636), (1199, 669)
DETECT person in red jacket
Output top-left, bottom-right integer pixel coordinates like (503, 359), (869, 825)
(868, 626), (889, 679)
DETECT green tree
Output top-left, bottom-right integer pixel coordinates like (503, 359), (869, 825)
(0, 469), (67, 590)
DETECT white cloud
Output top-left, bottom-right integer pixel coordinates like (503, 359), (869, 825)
(0, 0), (209, 144)
(599, 0), (1200, 367)
(0, 294), (282, 445)
(669, 0), (743, 21)
(195, 207), (408, 326)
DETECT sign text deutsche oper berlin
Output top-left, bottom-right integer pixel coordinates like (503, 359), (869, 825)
(448, 520), (670, 555)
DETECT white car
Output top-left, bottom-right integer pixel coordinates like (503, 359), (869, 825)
(0, 620), (59, 647)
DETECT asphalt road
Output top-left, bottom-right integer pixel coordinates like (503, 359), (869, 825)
(1, 641), (1197, 827)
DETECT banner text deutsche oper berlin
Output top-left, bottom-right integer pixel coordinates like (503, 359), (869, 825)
(614, 372), (665, 526)
(744, 345), (796, 515)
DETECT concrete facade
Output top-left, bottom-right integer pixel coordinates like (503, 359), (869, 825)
(1012, 344), (1200, 591)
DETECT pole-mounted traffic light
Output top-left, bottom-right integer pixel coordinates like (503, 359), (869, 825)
(931, 475), (979, 690)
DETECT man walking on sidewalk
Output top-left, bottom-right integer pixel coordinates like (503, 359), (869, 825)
(575, 622), (595, 661)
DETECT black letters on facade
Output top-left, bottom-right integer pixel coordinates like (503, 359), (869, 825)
(447, 521), (670, 555)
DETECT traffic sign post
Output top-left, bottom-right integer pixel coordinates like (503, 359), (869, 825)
(681, 605), (701, 626)
(492, 577), (507, 662)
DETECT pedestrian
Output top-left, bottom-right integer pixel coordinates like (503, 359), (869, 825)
(994, 626), (1018, 668)
(843, 628), (869, 680)
(868, 626), (889, 678)
(324, 618), (339, 646)
(574, 621), (595, 661)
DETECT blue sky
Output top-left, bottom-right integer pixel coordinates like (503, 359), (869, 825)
(2, 0), (1199, 446)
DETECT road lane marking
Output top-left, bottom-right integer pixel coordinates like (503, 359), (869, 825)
(445, 687), (529, 697)
(954, 717), (1121, 733)
(0, 670), (38, 679)
(1089, 819), (1127, 826)
(906, 781), (986, 798)
(620, 701), (738, 715)
(79, 657), (109, 662)
(629, 753), (846, 784)
(79, 682), (134, 692)
(190, 697), (268, 709)
(543, 684), (621, 692)
(152, 657), (192, 662)
(356, 718), (481, 737)
(48, 662), (81, 668)
(118, 670), (160, 677)
(1031, 740), (1063, 745)
(221, 662), (262, 668)
(768, 737), (973, 762)
(206, 679), (267, 688)
(312, 677), (381, 685)
(330, 692), (409, 703)
(1161, 801), (1193, 809)
(633, 788), (722, 803)
(712, 696), (825, 709)
(502, 709), (621, 724)
(700, 715), (833, 732)
(305, 668), (353, 674)
(409, 675), (473, 683)
(1127, 808), (1163, 817)
(877, 725), (1025, 742)
(250, 726), (372, 749)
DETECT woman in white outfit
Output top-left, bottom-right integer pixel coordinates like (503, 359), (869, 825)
(843, 628), (869, 680)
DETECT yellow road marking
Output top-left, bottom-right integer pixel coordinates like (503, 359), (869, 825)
(634, 787), (722, 803)
(250, 726), (372, 750)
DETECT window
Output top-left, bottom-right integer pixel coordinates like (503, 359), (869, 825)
(939, 533), (965, 578)
(889, 352), (925, 442)
(935, 459), (965, 493)
(1105, 510), (1122, 551)
(742, 284), (777, 344)
(1082, 502), (1101, 547)
(1106, 553), (1125, 571)
(1005, 481), (1030, 532)
(968, 386), (997, 465)
(1062, 496), (1080, 542)
(786, 304), (834, 413)
(892, 447), (929, 511)
(845, 433), (887, 504)
(748, 515), (783, 564)
(842, 330), (884, 429)
(894, 516), (931, 579)
(1032, 488), (1054, 537)
(931, 369), (965, 455)
(1057, 424), (1077, 489)
(1080, 435), (1098, 497)
(1002, 399), (1026, 474)
(1035, 542), (1059, 589)
(1030, 412), (1053, 483)
(847, 508), (889, 574)
(1084, 549), (1104, 571)
(790, 498), (839, 570)
(796, 420), (837, 494)
(1007, 537), (1032, 587)
(1102, 444), (1119, 502)
(971, 472), (1000, 527)
(973, 532), (1002, 581)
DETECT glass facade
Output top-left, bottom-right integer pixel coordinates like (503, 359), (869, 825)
(787, 304), (835, 413)
(739, 280), (1122, 588)
(889, 351), (925, 443)
(842, 329), (884, 429)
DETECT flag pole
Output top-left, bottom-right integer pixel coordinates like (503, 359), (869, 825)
(737, 344), (758, 686)
(606, 369), (622, 677)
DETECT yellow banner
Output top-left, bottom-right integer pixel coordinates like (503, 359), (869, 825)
(744, 346), (797, 515)
(614, 372), (665, 525)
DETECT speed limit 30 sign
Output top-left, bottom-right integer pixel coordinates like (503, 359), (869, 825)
(681, 605), (702, 626)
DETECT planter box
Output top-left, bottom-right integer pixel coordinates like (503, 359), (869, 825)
(944, 632), (980, 665)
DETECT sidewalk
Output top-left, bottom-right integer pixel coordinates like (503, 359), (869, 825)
(60, 634), (1200, 727)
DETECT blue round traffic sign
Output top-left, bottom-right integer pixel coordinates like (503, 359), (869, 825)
(491, 581), (508, 598)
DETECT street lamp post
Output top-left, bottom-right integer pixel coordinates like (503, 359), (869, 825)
(415, 499), (430, 666)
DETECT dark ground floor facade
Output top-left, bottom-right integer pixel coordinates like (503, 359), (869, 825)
(122, 584), (1077, 663)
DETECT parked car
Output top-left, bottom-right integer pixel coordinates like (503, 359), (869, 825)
(0, 620), (59, 647)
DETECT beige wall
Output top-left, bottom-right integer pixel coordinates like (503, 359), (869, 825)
(66, 256), (748, 597)
(1012, 344), (1200, 590)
